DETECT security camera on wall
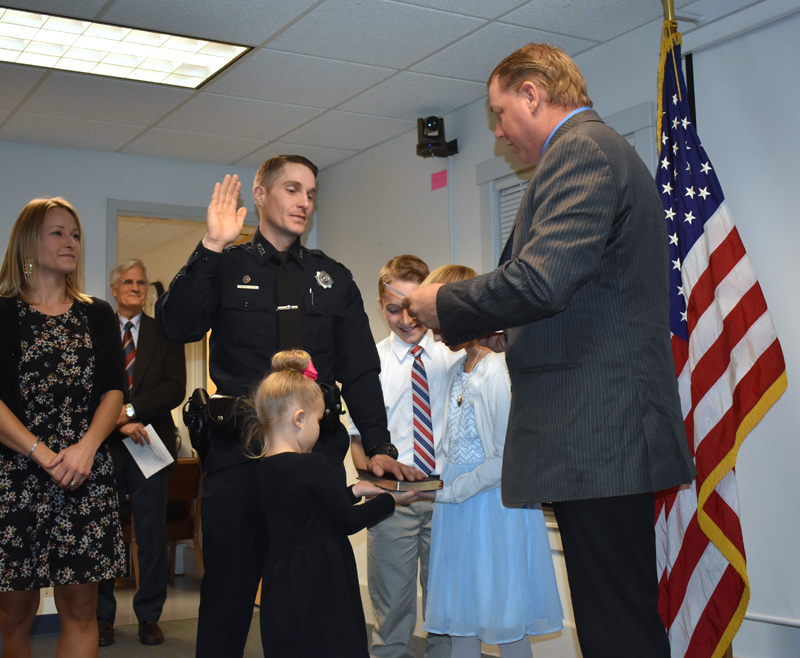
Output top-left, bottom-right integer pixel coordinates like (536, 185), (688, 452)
(416, 116), (458, 158)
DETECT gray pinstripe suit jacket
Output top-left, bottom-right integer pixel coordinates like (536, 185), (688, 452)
(438, 109), (696, 503)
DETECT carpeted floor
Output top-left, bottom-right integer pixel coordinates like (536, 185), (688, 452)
(30, 613), (455, 657)
(32, 612), (264, 658)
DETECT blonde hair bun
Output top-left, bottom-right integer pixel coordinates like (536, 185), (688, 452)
(270, 349), (312, 374)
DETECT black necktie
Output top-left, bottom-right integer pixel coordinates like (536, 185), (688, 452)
(273, 251), (303, 350)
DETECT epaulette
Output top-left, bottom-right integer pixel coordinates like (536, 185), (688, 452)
(306, 247), (349, 270)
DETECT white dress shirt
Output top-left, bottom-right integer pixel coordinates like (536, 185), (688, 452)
(349, 331), (462, 473)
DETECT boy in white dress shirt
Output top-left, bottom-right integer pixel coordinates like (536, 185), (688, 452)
(350, 255), (462, 658)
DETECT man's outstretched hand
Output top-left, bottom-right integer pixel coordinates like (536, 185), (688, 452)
(402, 284), (442, 330)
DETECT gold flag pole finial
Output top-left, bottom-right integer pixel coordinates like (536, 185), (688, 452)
(662, 0), (676, 22)
(657, 0), (682, 148)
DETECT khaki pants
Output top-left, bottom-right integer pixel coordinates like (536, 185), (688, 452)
(367, 500), (450, 658)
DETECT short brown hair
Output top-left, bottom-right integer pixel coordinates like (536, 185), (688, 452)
(378, 254), (430, 299)
(422, 264), (478, 287)
(0, 197), (90, 302)
(489, 43), (592, 109)
(254, 155), (319, 191)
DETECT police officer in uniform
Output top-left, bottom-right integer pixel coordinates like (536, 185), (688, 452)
(156, 155), (418, 658)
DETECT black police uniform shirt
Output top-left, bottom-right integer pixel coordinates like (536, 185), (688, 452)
(156, 229), (390, 473)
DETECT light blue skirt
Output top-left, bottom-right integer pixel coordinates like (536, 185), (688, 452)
(423, 461), (563, 645)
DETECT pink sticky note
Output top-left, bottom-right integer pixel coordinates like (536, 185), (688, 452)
(431, 170), (447, 190)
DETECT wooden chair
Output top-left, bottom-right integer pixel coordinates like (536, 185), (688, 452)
(119, 502), (139, 588)
(125, 457), (205, 586)
(165, 457), (204, 584)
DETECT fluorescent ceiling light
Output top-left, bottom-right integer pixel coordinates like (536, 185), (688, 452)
(0, 6), (248, 88)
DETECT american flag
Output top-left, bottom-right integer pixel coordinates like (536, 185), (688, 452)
(654, 26), (787, 658)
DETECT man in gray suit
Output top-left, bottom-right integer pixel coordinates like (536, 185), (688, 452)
(405, 44), (696, 658)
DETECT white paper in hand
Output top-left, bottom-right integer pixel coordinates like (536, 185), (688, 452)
(122, 424), (174, 478)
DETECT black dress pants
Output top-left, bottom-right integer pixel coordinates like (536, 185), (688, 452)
(552, 493), (670, 658)
(195, 460), (267, 658)
(98, 460), (169, 624)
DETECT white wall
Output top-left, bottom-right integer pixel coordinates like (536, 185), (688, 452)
(0, 140), (258, 299)
(319, 10), (800, 658)
(690, 12), (800, 657)
(317, 134), (453, 342)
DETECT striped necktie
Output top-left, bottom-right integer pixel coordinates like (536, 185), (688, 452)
(122, 321), (135, 393)
(411, 345), (434, 475)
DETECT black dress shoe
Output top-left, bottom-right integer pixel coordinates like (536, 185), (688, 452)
(98, 618), (115, 647)
(138, 620), (165, 645)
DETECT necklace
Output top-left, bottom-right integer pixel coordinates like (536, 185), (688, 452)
(457, 347), (486, 406)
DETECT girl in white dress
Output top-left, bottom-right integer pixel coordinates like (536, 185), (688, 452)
(419, 265), (563, 658)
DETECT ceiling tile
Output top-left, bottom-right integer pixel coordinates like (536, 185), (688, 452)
(204, 48), (394, 108)
(502, 0), (663, 42)
(0, 112), (144, 151)
(339, 72), (486, 120)
(156, 93), (323, 141)
(2, 0), (109, 20)
(411, 22), (596, 82)
(236, 142), (358, 170)
(679, 0), (753, 21)
(118, 219), (149, 239)
(0, 63), (47, 111)
(118, 220), (202, 260)
(121, 127), (266, 164)
(268, 0), (485, 69)
(279, 111), (414, 151)
(19, 71), (191, 125)
(101, 0), (319, 47)
(393, 0), (528, 20)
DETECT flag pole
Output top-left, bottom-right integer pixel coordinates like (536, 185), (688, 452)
(656, 1), (681, 148)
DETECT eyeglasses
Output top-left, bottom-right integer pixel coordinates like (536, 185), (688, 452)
(118, 279), (148, 288)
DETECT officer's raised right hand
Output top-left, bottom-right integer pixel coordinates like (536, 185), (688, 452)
(203, 174), (248, 253)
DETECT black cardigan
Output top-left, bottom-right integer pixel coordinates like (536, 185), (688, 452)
(0, 295), (125, 456)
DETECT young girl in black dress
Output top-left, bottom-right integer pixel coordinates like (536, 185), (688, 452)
(247, 350), (416, 657)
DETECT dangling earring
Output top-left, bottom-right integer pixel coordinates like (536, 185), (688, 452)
(23, 262), (33, 276)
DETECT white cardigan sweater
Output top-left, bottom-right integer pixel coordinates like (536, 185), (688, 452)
(435, 351), (511, 504)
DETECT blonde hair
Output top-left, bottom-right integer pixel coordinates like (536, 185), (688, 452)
(422, 264), (478, 287)
(489, 43), (592, 109)
(0, 197), (91, 303)
(378, 254), (429, 299)
(246, 350), (323, 458)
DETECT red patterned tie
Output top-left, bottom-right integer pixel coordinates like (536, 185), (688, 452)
(122, 321), (135, 393)
(411, 345), (434, 475)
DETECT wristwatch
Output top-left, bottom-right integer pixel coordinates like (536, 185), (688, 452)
(125, 403), (135, 419)
(367, 442), (399, 460)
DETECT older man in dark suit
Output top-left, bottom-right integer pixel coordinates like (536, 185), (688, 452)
(97, 259), (186, 647)
(405, 44), (696, 658)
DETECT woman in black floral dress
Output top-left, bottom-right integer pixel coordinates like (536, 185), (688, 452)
(0, 198), (126, 657)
